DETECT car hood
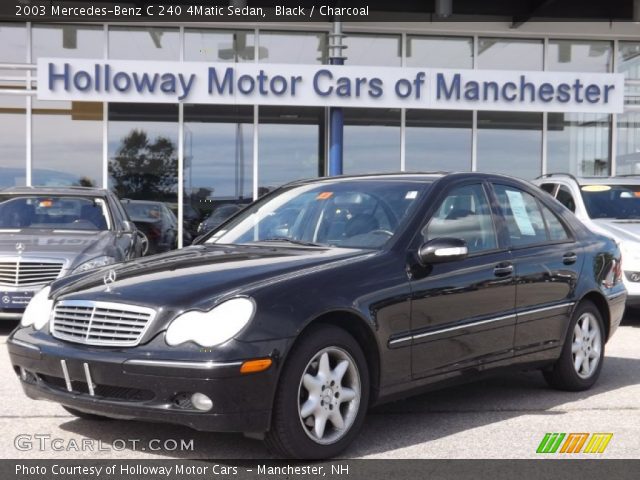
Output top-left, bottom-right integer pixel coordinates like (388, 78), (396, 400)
(591, 219), (640, 243)
(50, 244), (374, 311)
(0, 229), (117, 268)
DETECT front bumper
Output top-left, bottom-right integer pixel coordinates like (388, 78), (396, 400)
(622, 273), (640, 306)
(8, 328), (289, 433)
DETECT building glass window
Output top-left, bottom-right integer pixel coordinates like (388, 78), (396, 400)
(0, 23), (26, 82)
(185, 29), (255, 62)
(32, 99), (103, 186)
(0, 95), (26, 187)
(478, 38), (543, 71)
(109, 26), (179, 60)
(258, 106), (323, 195)
(547, 113), (611, 176)
(477, 112), (542, 179)
(259, 31), (327, 64)
(405, 110), (472, 172)
(32, 24), (103, 60)
(108, 103), (179, 203)
(344, 108), (401, 174)
(184, 105), (254, 236)
(616, 42), (640, 174)
(547, 39), (613, 72)
(405, 35), (473, 69)
(343, 34), (401, 66)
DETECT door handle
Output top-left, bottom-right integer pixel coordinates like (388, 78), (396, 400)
(563, 252), (577, 265)
(494, 262), (513, 277)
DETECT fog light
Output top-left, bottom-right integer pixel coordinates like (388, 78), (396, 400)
(190, 392), (213, 411)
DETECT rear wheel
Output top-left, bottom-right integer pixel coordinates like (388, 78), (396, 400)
(62, 406), (112, 421)
(543, 301), (605, 391)
(265, 324), (369, 459)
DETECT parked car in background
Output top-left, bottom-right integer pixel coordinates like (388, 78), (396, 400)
(197, 204), (242, 234)
(10, 173), (625, 458)
(533, 173), (640, 306)
(120, 200), (186, 255)
(0, 186), (143, 321)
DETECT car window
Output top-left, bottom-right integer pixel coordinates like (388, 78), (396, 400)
(541, 203), (570, 241)
(0, 195), (110, 231)
(580, 184), (640, 219)
(540, 183), (556, 194)
(423, 184), (497, 254)
(493, 184), (549, 247)
(556, 186), (576, 213)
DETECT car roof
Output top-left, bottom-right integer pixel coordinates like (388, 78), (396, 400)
(0, 186), (110, 196)
(537, 173), (640, 186)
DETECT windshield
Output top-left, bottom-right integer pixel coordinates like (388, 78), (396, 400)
(0, 195), (110, 231)
(207, 180), (430, 249)
(581, 184), (640, 219)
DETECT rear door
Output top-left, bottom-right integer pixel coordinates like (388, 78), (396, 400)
(491, 182), (583, 355)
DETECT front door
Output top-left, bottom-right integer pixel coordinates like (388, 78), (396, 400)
(409, 182), (517, 379)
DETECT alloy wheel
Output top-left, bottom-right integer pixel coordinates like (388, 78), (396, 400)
(297, 346), (361, 445)
(571, 312), (602, 379)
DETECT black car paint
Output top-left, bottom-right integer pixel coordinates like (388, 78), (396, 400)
(8, 173), (626, 434)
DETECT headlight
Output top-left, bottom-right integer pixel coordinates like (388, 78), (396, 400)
(20, 286), (53, 330)
(165, 297), (255, 347)
(72, 255), (115, 274)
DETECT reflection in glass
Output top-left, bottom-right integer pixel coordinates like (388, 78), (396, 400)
(547, 113), (610, 176)
(478, 38), (543, 70)
(406, 36), (473, 69)
(258, 106), (323, 195)
(184, 105), (253, 235)
(259, 31), (327, 64)
(477, 112), (542, 179)
(109, 26), (179, 60)
(547, 40), (612, 72)
(0, 96), (26, 187)
(185, 29), (255, 62)
(0, 23), (26, 84)
(616, 112), (640, 175)
(343, 34), (401, 66)
(344, 108), (400, 174)
(406, 110), (472, 172)
(618, 41), (640, 98)
(32, 99), (103, 186)
(108, 104), (178, 204)
(32, 24), (103, 60)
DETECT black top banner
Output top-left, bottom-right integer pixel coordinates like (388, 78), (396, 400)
(0, 0), (637, 23)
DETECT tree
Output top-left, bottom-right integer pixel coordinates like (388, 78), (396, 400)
(108, 129), (178, 201)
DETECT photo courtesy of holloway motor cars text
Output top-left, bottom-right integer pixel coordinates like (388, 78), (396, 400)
(0, 1), (639, 479)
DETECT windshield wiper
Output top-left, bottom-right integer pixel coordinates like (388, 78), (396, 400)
(252, 237), (325, 247)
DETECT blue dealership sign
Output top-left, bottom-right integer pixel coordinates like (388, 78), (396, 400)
(37, 58), (625, 113)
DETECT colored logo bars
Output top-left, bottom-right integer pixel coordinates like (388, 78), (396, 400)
(536, 433), (613, 454)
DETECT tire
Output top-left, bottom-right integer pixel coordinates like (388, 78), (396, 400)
(62, 405), (112, 421)
(265, 324), (370, 459)
(543, 301), (605, 391)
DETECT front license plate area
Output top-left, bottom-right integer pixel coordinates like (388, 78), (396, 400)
(1, 291), (34, 309)
(60, 359), (96, 396)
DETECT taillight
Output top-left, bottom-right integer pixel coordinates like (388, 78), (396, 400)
(603, 257), (622, 288)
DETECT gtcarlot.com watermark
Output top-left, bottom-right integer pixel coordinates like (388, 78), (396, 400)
(15, 434), (195, 452)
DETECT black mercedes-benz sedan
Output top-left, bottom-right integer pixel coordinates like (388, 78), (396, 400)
(0, 186), (145, 321)
(8, 173), (626, 459)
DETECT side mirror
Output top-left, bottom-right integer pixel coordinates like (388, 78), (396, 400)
(121, 220), (136, 233)
(417, 238), (468, 265)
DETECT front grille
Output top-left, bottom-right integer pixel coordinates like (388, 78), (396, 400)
(39, 374), (154, 401)
(51, 300), (156, 347)
(0, 259), (64, 287)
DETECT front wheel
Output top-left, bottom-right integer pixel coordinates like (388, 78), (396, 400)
(265, 324), (369, 459)
(543, 301), (605, 391)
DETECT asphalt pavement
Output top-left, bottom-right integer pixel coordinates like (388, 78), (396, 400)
(1, 313), (638, 459)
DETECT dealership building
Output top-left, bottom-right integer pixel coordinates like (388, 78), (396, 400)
(1, 1), (640, 245)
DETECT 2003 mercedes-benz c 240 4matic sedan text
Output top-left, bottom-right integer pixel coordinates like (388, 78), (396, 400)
(8, 173), (626, 458)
